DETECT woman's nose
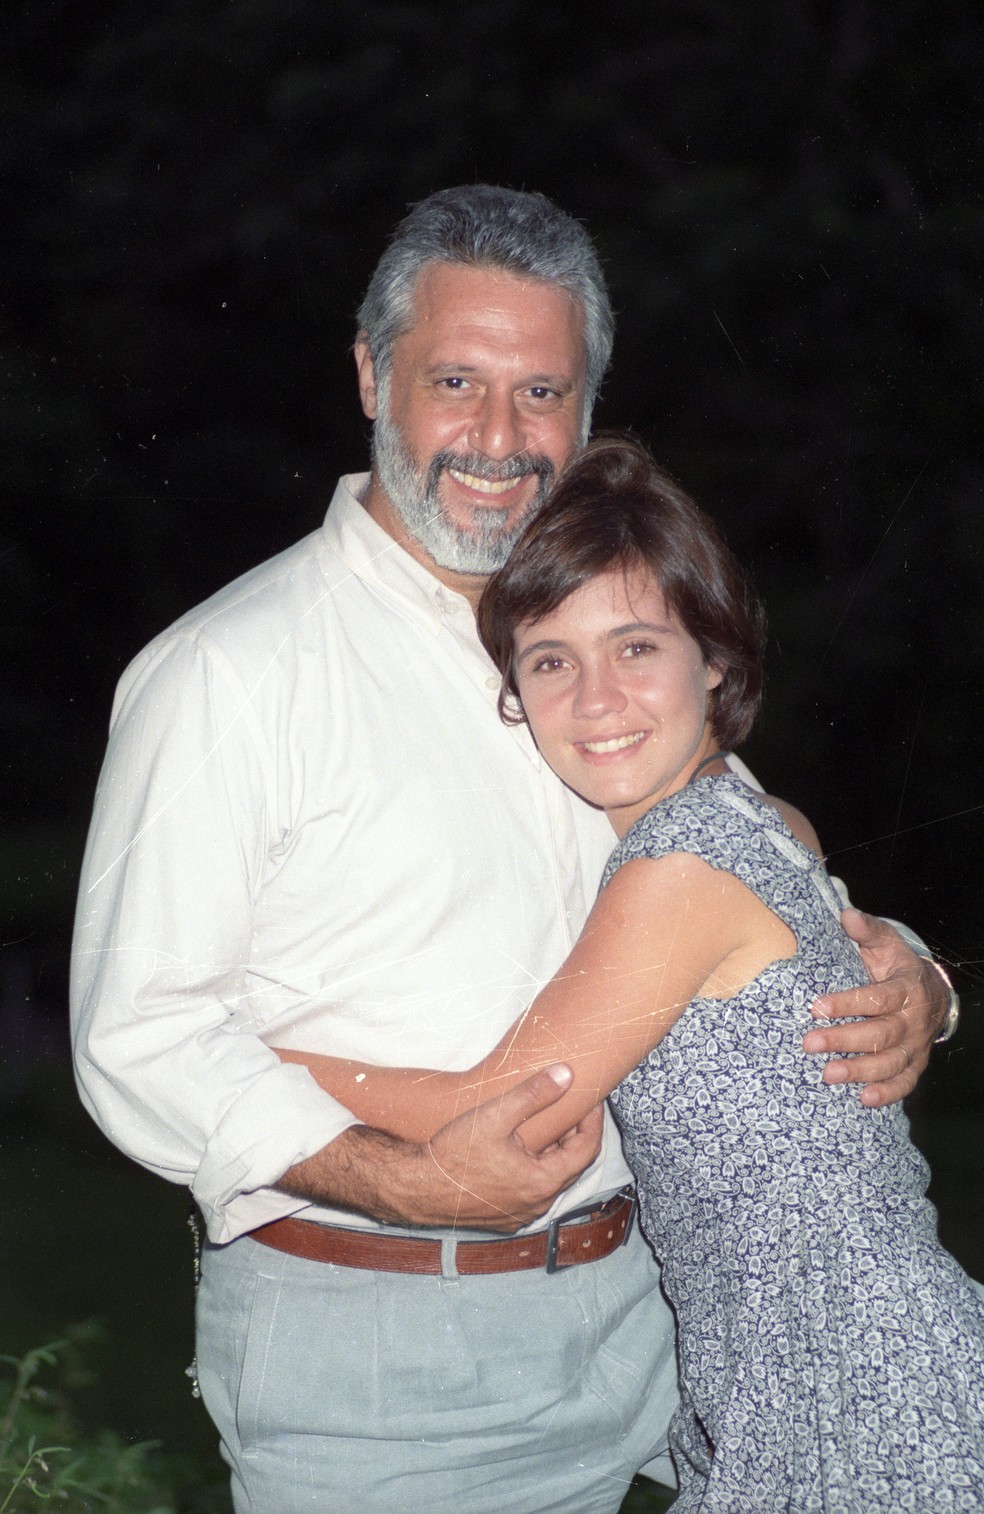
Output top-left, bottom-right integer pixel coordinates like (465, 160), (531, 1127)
(572, 666), (627, 720)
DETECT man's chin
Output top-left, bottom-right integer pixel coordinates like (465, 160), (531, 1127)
(380, 467), (543, 575)
(415, 514), (523, 576)
(425, 535), (516, 577)
(439, 490), (546, 557)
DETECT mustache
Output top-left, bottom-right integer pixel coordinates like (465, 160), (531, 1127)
(428, 450), (556, 485)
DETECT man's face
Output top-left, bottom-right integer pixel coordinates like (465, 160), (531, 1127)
(356, 263), (587, 583)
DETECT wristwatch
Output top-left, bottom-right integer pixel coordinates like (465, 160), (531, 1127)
(927, 959), (960, 1044)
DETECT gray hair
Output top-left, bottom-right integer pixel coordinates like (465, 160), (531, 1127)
(356, 185), (614, 422)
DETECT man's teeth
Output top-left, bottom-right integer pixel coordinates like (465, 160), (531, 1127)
(448, 468), (521, 495)
(581, 732), (648, 754)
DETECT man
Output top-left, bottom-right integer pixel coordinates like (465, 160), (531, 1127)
(71, 185), (954, 1513)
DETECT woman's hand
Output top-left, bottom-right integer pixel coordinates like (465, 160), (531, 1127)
(802, 909), (948, 1106)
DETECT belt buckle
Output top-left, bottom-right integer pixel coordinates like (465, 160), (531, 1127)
(544, 1186), (636, 1275)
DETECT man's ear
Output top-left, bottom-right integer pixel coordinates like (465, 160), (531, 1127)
(354, 333), (378, 419)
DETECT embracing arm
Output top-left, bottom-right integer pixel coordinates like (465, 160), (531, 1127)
(724, 762), (947, 1107)
(277, 853), (788, 1154)
(803, 910), (952, 1106)
(275, 1068), (605, 1231)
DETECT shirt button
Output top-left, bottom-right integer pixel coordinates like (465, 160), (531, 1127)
(443, 599), (461, 615)
(486, 675), (500, 691)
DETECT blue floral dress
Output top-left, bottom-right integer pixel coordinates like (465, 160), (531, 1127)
(605, 775), (984, 1512)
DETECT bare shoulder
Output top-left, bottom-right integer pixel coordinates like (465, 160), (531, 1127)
(759, 794), (823, 857)
(599, 846), (736, 910)
(591, 847), (765, 948)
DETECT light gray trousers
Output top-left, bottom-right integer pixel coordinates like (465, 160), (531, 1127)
(195, 1220), (678, 1514)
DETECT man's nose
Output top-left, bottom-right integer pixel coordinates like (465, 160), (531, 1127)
(468, 390), (526, 462)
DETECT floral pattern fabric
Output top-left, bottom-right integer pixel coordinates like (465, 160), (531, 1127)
(605, 774), (984, 1511)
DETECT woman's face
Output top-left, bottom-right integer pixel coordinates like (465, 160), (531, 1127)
(513, 566), (722, 837)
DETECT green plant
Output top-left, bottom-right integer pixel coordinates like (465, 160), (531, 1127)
(0, 1328), (226, 1513)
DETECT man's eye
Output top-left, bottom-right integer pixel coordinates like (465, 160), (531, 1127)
(527, 386), (558, 402)
(438, 376), (469, 391)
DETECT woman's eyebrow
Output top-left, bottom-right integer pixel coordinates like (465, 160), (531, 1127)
(515, 637), (567, 664)
(608, 620), (675, 637)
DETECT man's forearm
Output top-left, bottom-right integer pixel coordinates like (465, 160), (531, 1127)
(278, 1125), (438, 1226)
(274, 1067), (606, 1233)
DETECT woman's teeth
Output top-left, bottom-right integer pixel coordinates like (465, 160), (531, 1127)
(580, 732), (647, 754)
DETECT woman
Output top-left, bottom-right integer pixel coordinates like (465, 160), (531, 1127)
(280, 437), (984, 1509)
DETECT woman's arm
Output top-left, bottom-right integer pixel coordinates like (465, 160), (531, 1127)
(277, 850), (796, 1152)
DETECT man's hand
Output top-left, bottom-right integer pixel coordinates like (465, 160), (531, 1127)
(279, 1064), (604, 1232)
(415, 1064), (604, 1229)
(802, 909), (947, 1107)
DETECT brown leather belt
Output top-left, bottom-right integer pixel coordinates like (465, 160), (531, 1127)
(250, 1187), (636, 1276)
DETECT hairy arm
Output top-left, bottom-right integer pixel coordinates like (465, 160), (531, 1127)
(277, 854), (788, 1154)
(275, 1066), (606, 1230)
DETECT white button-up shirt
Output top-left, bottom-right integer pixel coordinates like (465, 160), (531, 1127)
(71, 475), (631, 1242)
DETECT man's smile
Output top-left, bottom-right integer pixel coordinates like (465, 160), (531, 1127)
(446, 466), (529, 497)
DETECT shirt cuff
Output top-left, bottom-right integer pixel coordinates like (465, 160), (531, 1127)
(193, 1063), (362, 1243)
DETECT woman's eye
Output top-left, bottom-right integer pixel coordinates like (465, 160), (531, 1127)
(622, 641), (657, 659)
(532, 656), (567, 673)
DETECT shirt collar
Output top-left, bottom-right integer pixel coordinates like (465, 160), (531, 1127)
(320, 473), (473, 637)
(319, 473), (543, 770)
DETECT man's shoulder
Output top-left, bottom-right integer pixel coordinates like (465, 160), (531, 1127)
(112, 488), (364, 720)
(125, 527), (321, 676)
(168, 527), (327, 643)
(128, 478), (369, 676)
(106, 529), (326, 726)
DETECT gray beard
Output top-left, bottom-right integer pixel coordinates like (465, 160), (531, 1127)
(370, 402), (556, 575)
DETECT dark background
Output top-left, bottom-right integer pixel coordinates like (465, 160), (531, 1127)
(2, 0), (981, 1477)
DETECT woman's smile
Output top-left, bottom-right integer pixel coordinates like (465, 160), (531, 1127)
(576, 729), (651, 757)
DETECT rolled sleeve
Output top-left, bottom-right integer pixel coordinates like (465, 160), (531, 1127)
(71, 629), (358, 1241)
(195, 1063), (360, 1241)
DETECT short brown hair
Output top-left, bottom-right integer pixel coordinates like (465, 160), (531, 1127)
(477, 434), (766, 749)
